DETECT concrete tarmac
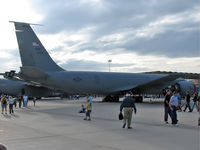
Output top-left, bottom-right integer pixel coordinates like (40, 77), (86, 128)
(0, 97), (199, 150)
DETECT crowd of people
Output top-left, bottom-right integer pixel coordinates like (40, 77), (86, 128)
(2, 90), (200, 128)
(78, 91), (200, 129)
(164, 91), (200, 126)
(1, 94), (36, 115)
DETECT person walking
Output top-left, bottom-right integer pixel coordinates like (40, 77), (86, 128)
(1, 95), (7, 114)
(177, 92), (182, 111)
(183, 92), (192, 112)
(23, 95), (28, 107)
(164, 90), (171, 124)
(120, 93), (137, 129)
(8, 96), (14, 114)
(191, 93), (198, 112)
(169, 92), (179, 126)
(18, 96), (22, 108)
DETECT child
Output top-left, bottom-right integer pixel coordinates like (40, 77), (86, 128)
(79, 104), (86, 113)
(84, 100), (91, 121)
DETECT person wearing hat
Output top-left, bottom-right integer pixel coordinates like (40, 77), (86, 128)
(8, 96), (14, 114)
(120, 92), (137, 129)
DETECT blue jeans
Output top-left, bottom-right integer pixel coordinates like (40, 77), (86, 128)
(86, 110), (91, 117)
(9, 104), (14, 114)
(164, 106), (171, 122)
(171, 106), (178, 124)
(192, 102), (198, 112)
(184, 102), (191, 112)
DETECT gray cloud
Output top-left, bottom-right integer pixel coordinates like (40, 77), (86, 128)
(122, 30), (200, 57)
(31, 0), (199, 58)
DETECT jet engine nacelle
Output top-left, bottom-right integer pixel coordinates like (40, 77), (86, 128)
(174, 79), (196, 96)
(4, 70), (16, 79)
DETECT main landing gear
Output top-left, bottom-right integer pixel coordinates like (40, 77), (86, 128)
(102, 95), (143, 103)
(103, 95), (119, 102)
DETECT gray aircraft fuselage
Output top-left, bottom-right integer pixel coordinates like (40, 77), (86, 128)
(20, 70), (167, 95)
(48, 72), (166, 94)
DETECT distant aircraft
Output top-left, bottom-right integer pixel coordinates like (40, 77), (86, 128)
(0, 74), (62, 98)
(10, 21), (198, 102)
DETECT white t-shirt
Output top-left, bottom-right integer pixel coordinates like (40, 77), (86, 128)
(9, 98), (14, 104)
(23, 96), (28, 101)
(170, 96), (178, 107)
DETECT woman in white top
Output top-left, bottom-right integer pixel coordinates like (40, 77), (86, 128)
(8, 96), (14, 114)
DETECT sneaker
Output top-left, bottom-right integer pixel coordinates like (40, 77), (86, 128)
(122, 123), (126, 128)
(165, 121), (169, 124)
(88, 118), (91, 121)
(128, 127), (133, 129)
(175, 124), (179, 127)
(83, 118), (87, 120)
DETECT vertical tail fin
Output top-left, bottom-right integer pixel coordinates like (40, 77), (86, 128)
(11, 21), (64, 72)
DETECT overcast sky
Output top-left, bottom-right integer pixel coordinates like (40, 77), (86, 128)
(0, 0), (199, 73)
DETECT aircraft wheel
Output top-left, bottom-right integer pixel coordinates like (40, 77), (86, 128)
(103, 95), (119, 102)
(135, 96), (143, 103)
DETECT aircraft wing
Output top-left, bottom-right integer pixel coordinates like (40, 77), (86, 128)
(111, 73), (183, 95)
(132, 73), (182, 94)
(144, 71), (200, 79)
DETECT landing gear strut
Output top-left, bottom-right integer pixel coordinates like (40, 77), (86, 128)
(103, 95), (119, 102)
(134, 96), (143, 103)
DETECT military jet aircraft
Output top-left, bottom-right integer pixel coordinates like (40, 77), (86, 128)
(0, 77), (61, 98)
(10, 21), (198, 102)
(0, 71), (64, 98)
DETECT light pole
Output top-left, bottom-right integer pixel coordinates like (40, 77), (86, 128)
(108, 59), (112, 72)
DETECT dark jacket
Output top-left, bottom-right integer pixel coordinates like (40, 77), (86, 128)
(193, 95), (197, 102)
(120, 96), (136, 113)
(186, 94), (190, 102)
(164, 94), (171, 107)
